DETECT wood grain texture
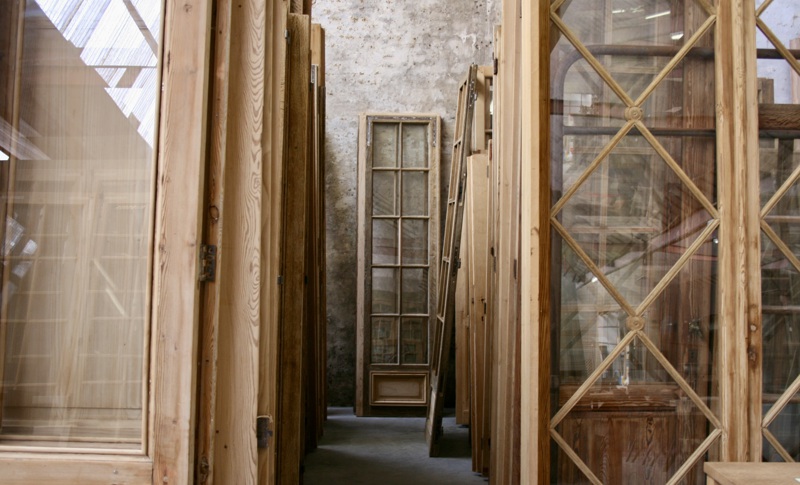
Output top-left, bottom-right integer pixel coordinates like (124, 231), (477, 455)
(491, 1), (521, 482)
(0, 454), (152, 484)
(149, 0), (212, 483)
(455, 219), (471, 425)
(196, 0), (232, 482)
(211, 0), (267, 481)
(257, 1), (289, 483)
(355, 113), (368, 417)
(704, 462), (800, 485)
(277, 13), (311, 485)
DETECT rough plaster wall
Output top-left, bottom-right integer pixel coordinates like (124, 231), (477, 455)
(316, 0), (500, 406)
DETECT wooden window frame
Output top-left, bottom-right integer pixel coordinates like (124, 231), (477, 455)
(0, 0), (212, 482)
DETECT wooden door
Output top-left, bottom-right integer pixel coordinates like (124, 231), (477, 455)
(0, 0), (210, 482)
(356, 113), (440, 416)
(517, 0), (800, 483)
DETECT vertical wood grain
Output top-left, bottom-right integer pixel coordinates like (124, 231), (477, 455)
(211, 0), (267, 481)
(277, 12), (311, 485)
(196, 0), (232, 481)
(258, 1), (289, 483)
(715, 0), (760, 462)
(150, 0), (212, 483)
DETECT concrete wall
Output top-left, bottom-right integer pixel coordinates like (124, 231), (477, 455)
(315, 0), (499, 406)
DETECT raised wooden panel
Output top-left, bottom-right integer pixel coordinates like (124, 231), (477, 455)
(370, 372), (428, 406)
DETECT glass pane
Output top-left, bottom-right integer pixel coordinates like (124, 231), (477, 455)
(401, 219), (428, 265)
(402, 171), (428, 216)
(372, 122), (398, 168)
(372, 219), (398, 265)
(372, 268), (398, 314)
(0, 0), (161, 447)
(401, 268), (427, 314)
(401, 318), (428, 364)
(371, 317), (398, 364)
(402, 123), (428, 168)
(372, 171), (397, 216)
(764, 392), (800, 462)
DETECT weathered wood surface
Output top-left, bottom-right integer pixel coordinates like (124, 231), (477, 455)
(704, 462), (800, 485)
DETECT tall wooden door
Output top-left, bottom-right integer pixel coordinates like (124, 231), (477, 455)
(356, 113), (440, 416)
(0, 0), (210, 482)
(519, 0), (800, 483)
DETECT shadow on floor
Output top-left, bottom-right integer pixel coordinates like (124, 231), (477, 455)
(303, 407), (488, 485)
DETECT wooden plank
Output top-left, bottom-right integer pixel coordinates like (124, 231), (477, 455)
(195, 0), (232, 480)
(704, 462), (800, 485)
(0, 454), (152, 484)
(491, 1), (522, 482)
(455, 217), (471, 425)
(257, 0), (289, 483)
(277, 12), (311, 485)
(715, 0), (761, 462)
(466, 153), (491, 475)
(210, 0), (267, 480)
(758, 104), (800, 130)
(310, 22), (327, 445)
(149, 0), (212, 483)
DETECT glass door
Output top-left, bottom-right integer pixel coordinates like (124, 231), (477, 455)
(356, 114), (440, 416)
(548, 0), (721, 482)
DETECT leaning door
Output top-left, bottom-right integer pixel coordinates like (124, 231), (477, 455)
(356, 114), (440, 416)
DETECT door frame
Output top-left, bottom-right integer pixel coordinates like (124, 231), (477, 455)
(518, 0), (763, 482)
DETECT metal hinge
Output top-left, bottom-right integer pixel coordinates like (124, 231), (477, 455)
(257, 415), (273, 449)
(200, 245), (217, 282)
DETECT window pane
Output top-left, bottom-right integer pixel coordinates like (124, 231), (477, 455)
(402, 171), (428, 216)
(401, 219), (428, 265)
(401, 268), (427, 314)
(371, 318), (398, 364)
(372, 219), (398, 265)
(0, 0), (161, 447)
(372, 171), (397, 216)
(401, 318), (428, 364)
(402, 123), (428, 168)
(372, 268), (398, 314)
(372, 123), (398, 168)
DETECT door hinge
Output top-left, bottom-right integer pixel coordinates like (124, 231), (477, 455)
(257, 415), (273, 449)
(200, 245), (217, 282)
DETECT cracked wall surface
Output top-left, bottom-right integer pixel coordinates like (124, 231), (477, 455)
(315, 0), (499, 406)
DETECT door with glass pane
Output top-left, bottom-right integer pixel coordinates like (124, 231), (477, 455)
(0, 0), (206, 481)
(356, 114), (440, 416)
(548, 0), (721, 482)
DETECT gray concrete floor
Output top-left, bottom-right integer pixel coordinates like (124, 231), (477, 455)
(303, 407), (489, 484)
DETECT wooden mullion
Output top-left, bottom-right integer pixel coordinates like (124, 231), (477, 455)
(755, 0), (774, 18)
(760, 220), (800, 276)
(665, 428), (723, 485)
(761, 371), (800, 428)
(760, 157), (800, 219)
(761, 428), (795, 462)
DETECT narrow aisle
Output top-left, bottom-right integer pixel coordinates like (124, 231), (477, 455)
(303, 408), (488, 485)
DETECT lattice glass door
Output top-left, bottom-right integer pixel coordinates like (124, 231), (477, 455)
(356, 114), (440, 416)
(755, 0), (800, 463)
(549, 0), (721, 482)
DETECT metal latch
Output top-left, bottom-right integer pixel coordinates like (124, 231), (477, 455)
(200, 245), (217, 282)
(257, 415), (273, 449)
